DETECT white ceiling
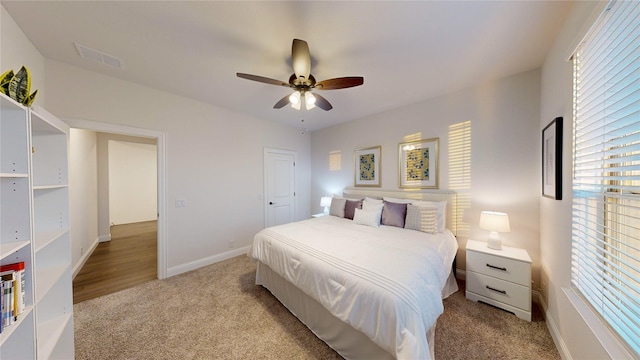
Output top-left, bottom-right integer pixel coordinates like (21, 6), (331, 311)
(2, 1), (573, 131)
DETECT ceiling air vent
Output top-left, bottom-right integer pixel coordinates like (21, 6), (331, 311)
(74, 42), (125, 70)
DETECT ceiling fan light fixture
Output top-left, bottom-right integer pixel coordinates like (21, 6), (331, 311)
(305, 92), (316, 106)
(304, 92), (316, 110)
(289, 91), (301, 105)
(236, 39), (364, 112)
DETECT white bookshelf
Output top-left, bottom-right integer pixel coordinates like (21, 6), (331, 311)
(0, 93), (74, 359)
(0, 94), (36, 359)
(30, 106), (74, 359)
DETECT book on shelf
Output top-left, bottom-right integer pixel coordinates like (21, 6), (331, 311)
(1, 273), (15, 327)
(0, 262), (25, 316)
(0, 281), (3, 333)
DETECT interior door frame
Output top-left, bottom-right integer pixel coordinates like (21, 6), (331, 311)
(264, 147), (296, 228)
(64, 118), (167, 279)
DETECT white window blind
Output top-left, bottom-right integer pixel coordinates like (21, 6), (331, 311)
(571, 0), (640, 356)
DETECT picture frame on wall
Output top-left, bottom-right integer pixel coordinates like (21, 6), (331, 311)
(542, 117), (563, 200)
(398, 138), (439, 189)
(354, 146), (381, 187)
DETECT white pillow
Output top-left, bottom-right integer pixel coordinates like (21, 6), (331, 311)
(404, 204), (438, 234)
(361, 201), (383, 225)
(383, 196), (414, 204)
(353, 208), (381, 227)
(329, 197), (347, 217)
(364, 197), (383, 205)
(412, 200), (446, 233)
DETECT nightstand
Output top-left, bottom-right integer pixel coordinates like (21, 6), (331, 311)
(465, 239), (532, 321)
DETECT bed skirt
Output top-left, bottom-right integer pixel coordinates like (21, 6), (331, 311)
(256, 261), (438, 360)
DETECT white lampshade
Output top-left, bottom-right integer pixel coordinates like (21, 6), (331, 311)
(289, 91), (301, 105)
(290, 91), (301, 110)
(479, 211), (510, 250)
(320, 196), (332, 214)
(305, 92), (316, 110)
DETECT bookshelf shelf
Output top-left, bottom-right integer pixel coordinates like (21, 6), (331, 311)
(0, 305), (34, 346)
(36, 314), (73, 360)
(34, 229), (69, 254)
(0, 240), (31, 260)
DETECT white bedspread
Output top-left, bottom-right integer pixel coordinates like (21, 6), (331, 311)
(248, 215), (458, 359)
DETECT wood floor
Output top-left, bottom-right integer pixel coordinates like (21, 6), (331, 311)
(72, 220), (157, 304)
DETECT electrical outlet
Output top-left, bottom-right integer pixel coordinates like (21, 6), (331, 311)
(229, 239), (236, 248)
(80, 246), (84, 255)
(175, 198), (186, 207)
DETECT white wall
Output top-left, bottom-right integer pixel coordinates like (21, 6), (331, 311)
(69, 128), (99, 277)
(1, 4), (45, 106)
(311, 69), (541, 285)
(43, 59), (311, 275)
(539, 1), (630, 359)
(2, 2), (311, 278)
(108, 140), (157, 225)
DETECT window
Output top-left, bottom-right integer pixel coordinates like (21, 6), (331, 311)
(571, 0), (640, 356)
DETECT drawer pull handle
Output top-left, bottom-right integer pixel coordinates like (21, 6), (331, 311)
(486, 263), (507, 271)
(486, 285), (507, 295)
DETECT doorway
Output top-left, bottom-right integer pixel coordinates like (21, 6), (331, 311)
(65, 119), (167, 299)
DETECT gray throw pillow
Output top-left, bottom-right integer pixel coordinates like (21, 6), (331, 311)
(381, 201), (407, 228)
(329, 197), (347, 218)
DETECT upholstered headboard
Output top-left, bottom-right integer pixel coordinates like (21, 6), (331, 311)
(341, 187), (458, 235)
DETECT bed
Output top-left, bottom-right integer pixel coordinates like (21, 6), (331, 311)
(248, 188), (459, 359)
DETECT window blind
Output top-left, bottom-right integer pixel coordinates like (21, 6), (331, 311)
(571, 0), (640, 356)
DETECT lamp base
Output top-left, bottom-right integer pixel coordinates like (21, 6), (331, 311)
(487, 232), (502, 250)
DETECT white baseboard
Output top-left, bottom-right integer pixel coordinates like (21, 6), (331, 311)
(166, 246), (251, 278)
(72, 237), (100, 279)
(538, 292), (572, 360)
(98, 233), (111, 242)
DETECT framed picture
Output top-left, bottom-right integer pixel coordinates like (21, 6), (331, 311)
(354, 146), (381, 187)
(398, 138), (439, 189)
(542, 117), (563, 200)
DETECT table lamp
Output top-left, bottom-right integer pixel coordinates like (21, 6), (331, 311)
(479, 211), (511, 250)
(320, 196), (332, 215)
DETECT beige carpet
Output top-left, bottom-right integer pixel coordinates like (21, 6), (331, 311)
(74, 255), (559, 359)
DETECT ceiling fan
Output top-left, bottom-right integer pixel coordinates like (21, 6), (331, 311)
(237, 39), (364, 111)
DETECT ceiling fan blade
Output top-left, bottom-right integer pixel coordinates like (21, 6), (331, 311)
(312, 92), (333, 111)
(315, 77), (364, 90)
(292, 39), (311, 80)
(273, 94), (290, 109)
(237, 73), (289, 87)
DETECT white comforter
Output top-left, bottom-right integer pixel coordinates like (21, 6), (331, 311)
(248, 215), (458, 359)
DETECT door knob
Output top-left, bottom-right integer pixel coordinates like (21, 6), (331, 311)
(269, 201), (275, 205)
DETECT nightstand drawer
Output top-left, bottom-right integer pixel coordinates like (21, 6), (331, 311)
(467, 249), (531, 286)
(467, 271), (531, 311)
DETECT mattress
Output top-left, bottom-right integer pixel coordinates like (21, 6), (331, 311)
(248, 215), (458, 359)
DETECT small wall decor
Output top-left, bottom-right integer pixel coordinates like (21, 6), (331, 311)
(354, 146), (381, 187)
(0, 65), (38, 106)
(399, 137), (439, 188)
(542, 117), (563, 200)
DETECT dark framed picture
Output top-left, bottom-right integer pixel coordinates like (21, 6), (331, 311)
(354, 146), (381, 187)
(542, 117), (562, 200)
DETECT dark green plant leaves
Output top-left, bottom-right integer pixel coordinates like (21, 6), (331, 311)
(1, 66), (38, 105)
(0, 69), (14, 95)
(8, 66), (30, 103)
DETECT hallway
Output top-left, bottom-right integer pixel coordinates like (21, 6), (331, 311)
(72, 220), (157, 303)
